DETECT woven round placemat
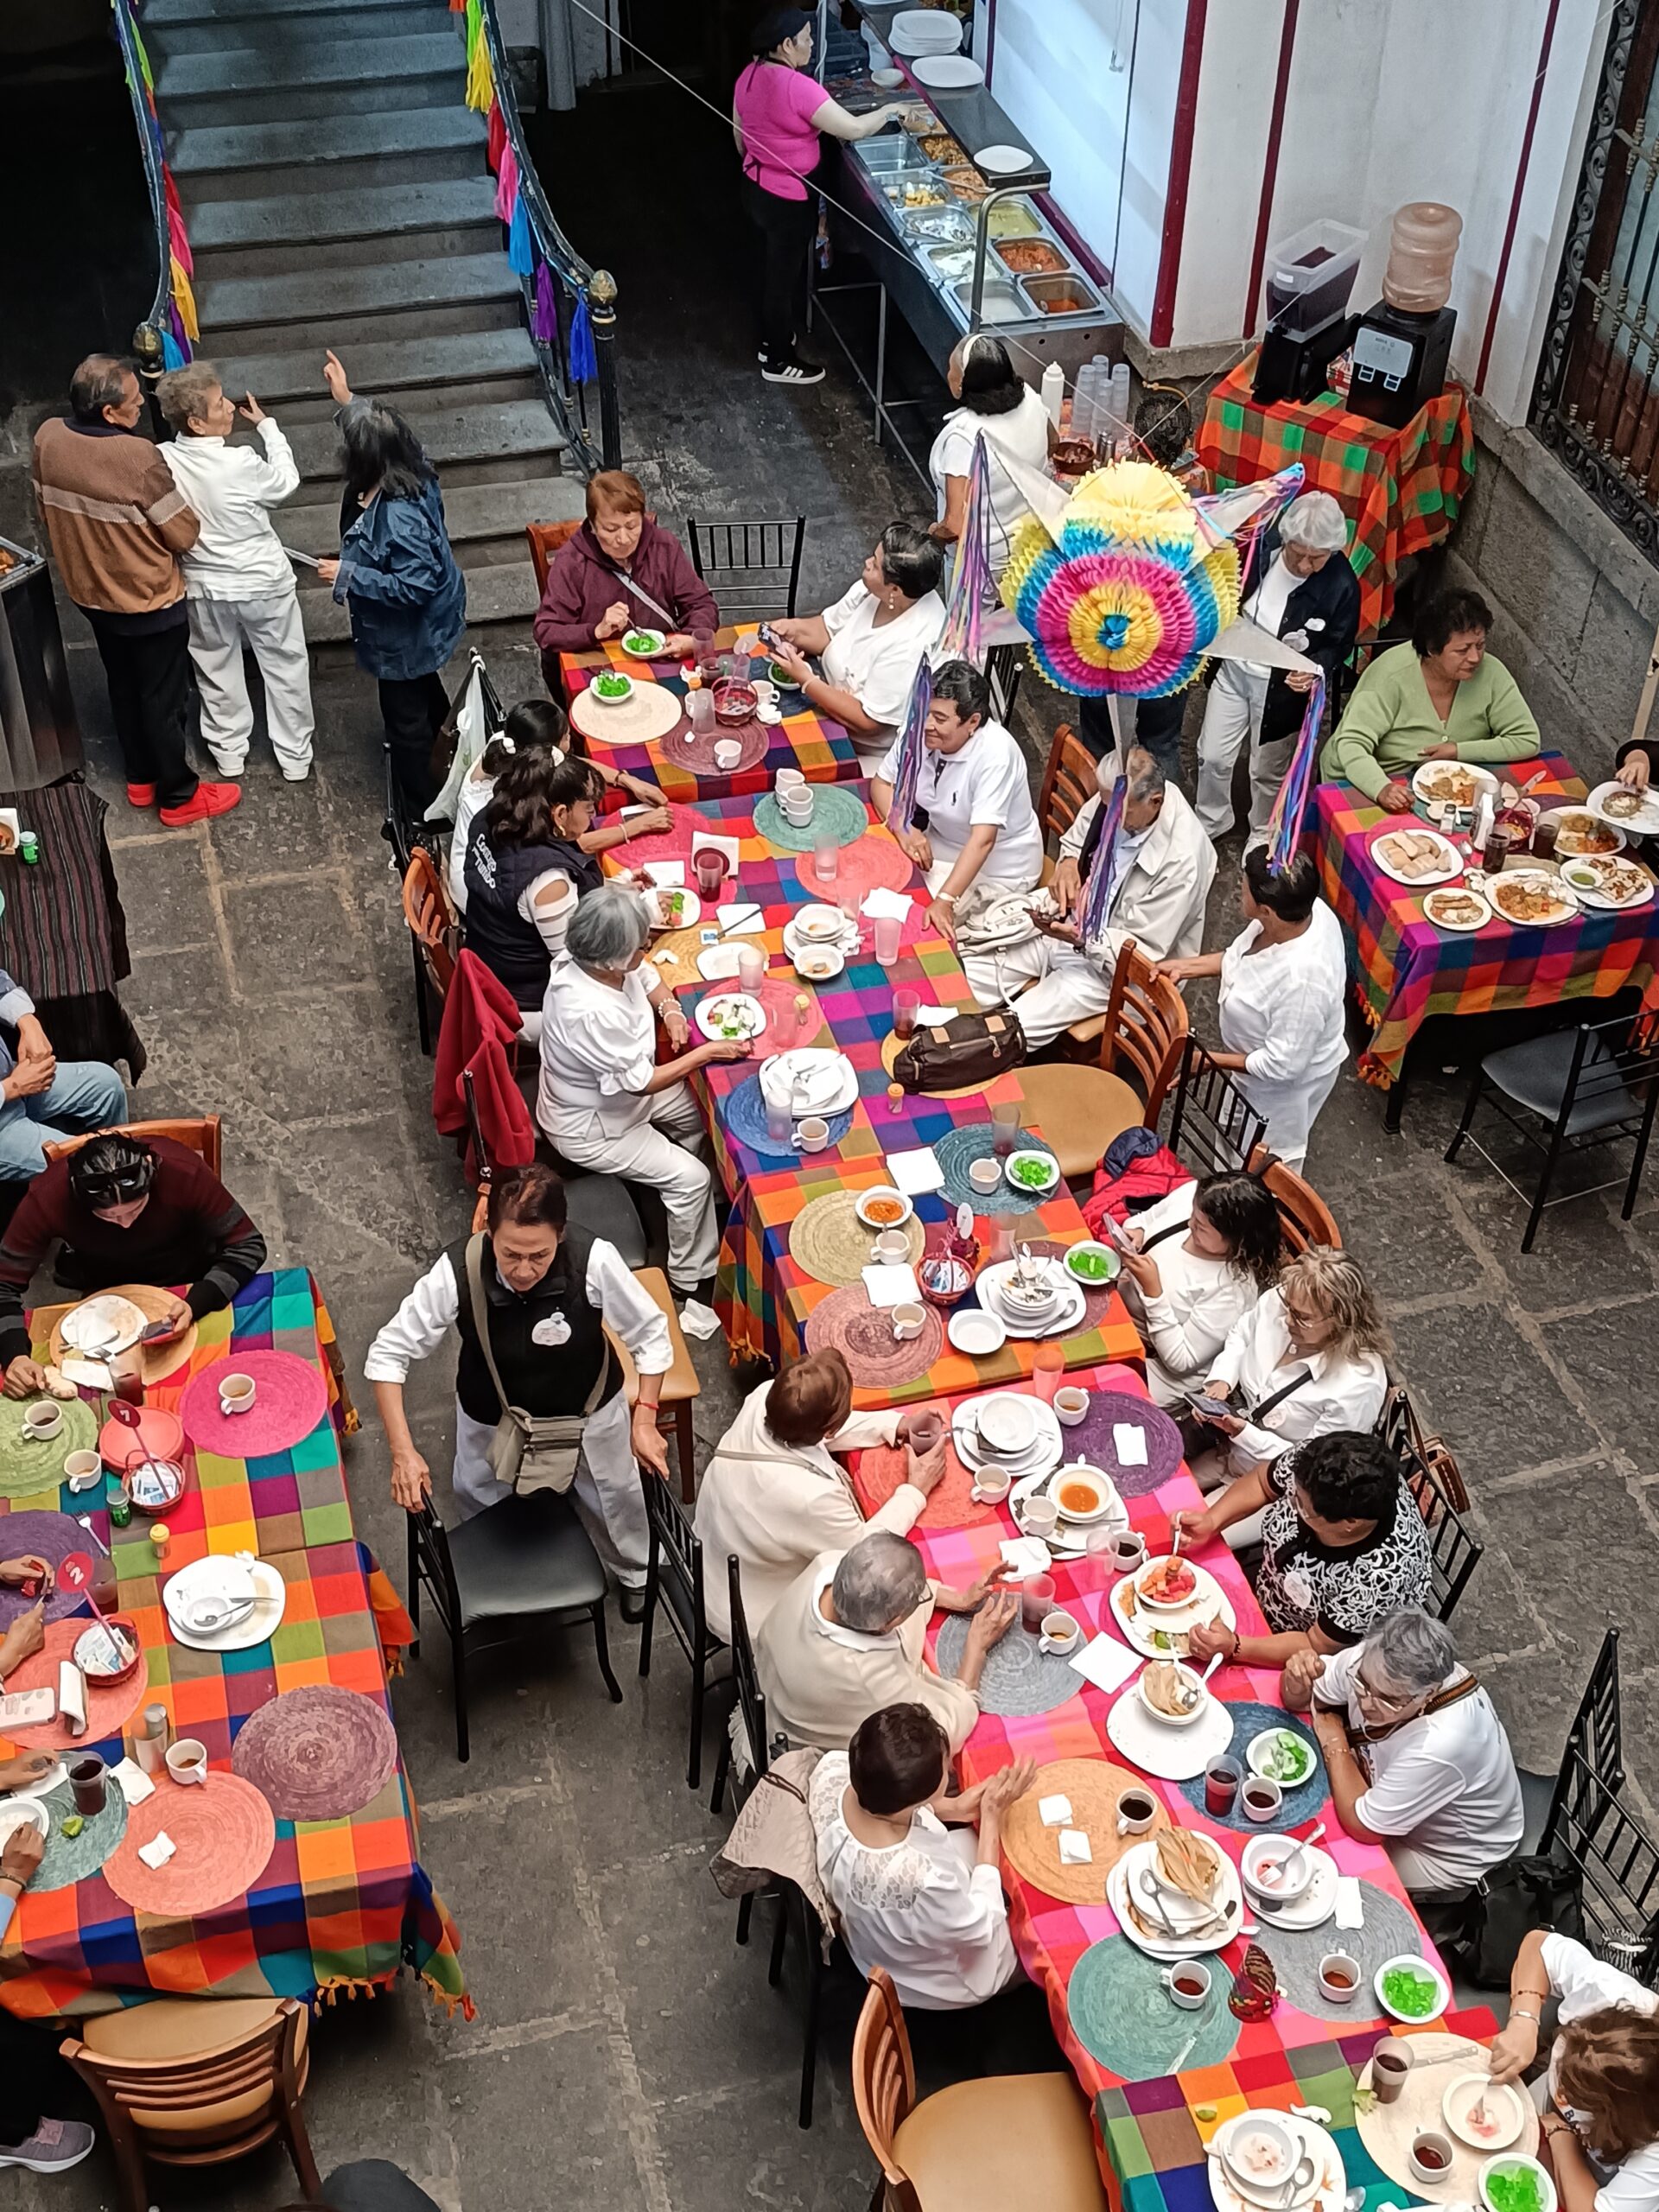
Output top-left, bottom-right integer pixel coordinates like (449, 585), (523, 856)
(1355, 2031), (1538, 2202)
(1262, 1879), (1426, 2025)
(935, 1612), (1084, 1719)
(641, 924), (705, 992)
(935, 1125), (1061, 1215)
(232, 1685), (399, 1823)
(569, 679), (684, 746)
(855, 1438), (995, 1530)
(753, 785), (869, 854)
(104, 1771), (276, 1918)
(1000, 1757), (1170, 1904)
(32, 1775), (127, 1892)
(804, 1286), (944, 1389)
(753, 976), (826, 1046)
(612, 810), (701, 871)
(1176, 1701), (1325, 1832)
(1, 1618), (151, 1750)
(722, 1077), (854, 1163)
(179, 1351), (328, 1461)
(789, 1191), (925, 1287)
(49, 1284), (198, 1388)
(0, 1397), (99, 1502)
(878, 1027), (986, 1099)
(674, 715), (769, 777)
(793, 833), (918, 902)
(1066, 1933), (1240, 2078)
(0, 1512), (98, 1627)
(1051, 1386), (1185, 1498)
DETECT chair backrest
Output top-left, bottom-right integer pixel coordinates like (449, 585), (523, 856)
(1375, 1382), (1469, 1510)
(1035, 721), (1100, 849)
(643, 1471), (714, 1663)
(42, 1116), (223, 1179)
(1101, 941), (1190, 1119)
(1538, 1629), (1624, 1852)
(1560, 1008), (1659, 1122)
(1247, 1148), (1343, 1254)
(525, 518), (582, 594)
(685, 517), (807, 619)
(727, 1554), (772, 1780)
(1166, 1035), (1268, 1179)
(403, 849), (457, 1001)
(1542, 1746), (1659, 1984)
(63, 1998), (304, 2142)
(1399, 1446), (1483, 1623)
(851, 1967), (923, 2212)
(407, 1499), (463, 1636)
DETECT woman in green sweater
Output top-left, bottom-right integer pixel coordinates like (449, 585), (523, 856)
(1321, 588), (1540, 811)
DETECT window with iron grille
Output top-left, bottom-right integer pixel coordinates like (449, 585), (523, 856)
(1533, 2), (1659, 557)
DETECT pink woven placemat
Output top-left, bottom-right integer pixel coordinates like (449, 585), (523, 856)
(1, 1618), (149, 1750)
(178, 1351), (328, 1460)
(753, 976), (826, 1046)
(620, 809), (708, 871)
(672, 716), (769, 776)
(793, 833), (918, 902)
(804, 1286), (944, 1389)
(857, 1440), (997, 1531)
(103, 1771), (276, 1917)
(232, 1685), (399, 1822)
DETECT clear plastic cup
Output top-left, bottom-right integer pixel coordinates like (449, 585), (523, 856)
(1033, 1344), (1065, 1402)
(892, 987), (920, 1038)
(736, 944), (766, 992)
(874, 912), (902, 963)
(813, 834), (838, 884)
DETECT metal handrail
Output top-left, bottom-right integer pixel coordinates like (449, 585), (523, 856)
(109, 0), (176, 363)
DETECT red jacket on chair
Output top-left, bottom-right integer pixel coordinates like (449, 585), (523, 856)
(432, 950), (536, 1181)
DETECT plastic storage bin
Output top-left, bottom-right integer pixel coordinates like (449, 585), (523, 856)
(1263, 219), (1367, 334)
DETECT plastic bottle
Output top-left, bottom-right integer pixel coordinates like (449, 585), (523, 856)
(1040, 359), (1065, 430)
(1381, 202), (1463, 315)
(1072, 362), (1098, 446)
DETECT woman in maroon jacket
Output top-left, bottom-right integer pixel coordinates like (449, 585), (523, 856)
(532, 471), (720, 691)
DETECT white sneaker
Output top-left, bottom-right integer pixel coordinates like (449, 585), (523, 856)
(0, 2119), (96, 2174)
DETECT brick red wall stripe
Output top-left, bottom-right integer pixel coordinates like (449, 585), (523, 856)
(1243, 0), (1301, 338)
(1475, 0), (1562, 394)
(1149, 0), (1209, 349)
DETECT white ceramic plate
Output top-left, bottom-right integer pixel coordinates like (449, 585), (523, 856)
(1105, 1684), (1233, 1781)
(60, 1294), (147, 1355)
(911, 52), (983, 86)
(696, 946), (745, 981)
(1422, 886), (1491, 932)
(977, 1275), (1088, 1339)
(1559, 855), (1654, 910)
(1004, 1147), (1060, 1197)
(1108, 1834), (1244, 1955)
(695, 992), (766, 1042)
(889, 8), (963, 51)
(758, 1050), (858, 1116)
(166, 1558), (286, 1653)
(619, 628), (666, 658)
(791, 946), (847, 982)
(1009, 1465), (1126, 1553)
(1547, 807), (1626, 857)
(646, 887), (699, 931)
(952, 1394), (1063, 1471)
(1215, 2114), (1302, 2196)
(1586, 778), (1659, 836)
(791, 904), (847, 943)
(1249, 1847), (1340, 1931)
(946, 1309), (1007, 1357)
(1209, 2117), (1346, 2212)
(975, 143), (1035, 174)
(1246, 1726), (1319, 1790)
(1110, 1564), (1236, 1658)
(1486, 869), (1580, 928)
(0, 1797), (50, 1852)
(1410, 761), (1499, 809)
(1444, 2075), (1526, 2152)
(1370, 826), (1465, 888)
(1374, 1950), (1449, 2024)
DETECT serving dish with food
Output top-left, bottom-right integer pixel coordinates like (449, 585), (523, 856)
(1246, 1725), (1317, 1787)
(1004, 1147), (1060, 1194)
(1478, 2154), (1557, 2212)
(589, 670), (634, 706)
(854, 1186), (912, 1230)
(620, 628), (665, 658)
(942, 163), (992, 202)
(1411, 761), (1499, 809)
(1107, 1830), (1244, 1959)
(900, 203), (975, 246)
(1587, 778), (1659, 835)
(1374, 1952), (1448, 2022)
(1486, 870), (1580, 927)
(694, 993), (765, 1043)
(1111, 1557), (1235, 1656)
(1547, 807), (1624, 857)
(645, 886), (698, 931)
(1559, 854), (1654, 909)
(1371, 826), (1464, 887)
(1138, 1657), (1209, 1728)
(1063, 1239), (1118, 1285)
(995, 238), (1069, 276)
(1422, 886), (1491, 931)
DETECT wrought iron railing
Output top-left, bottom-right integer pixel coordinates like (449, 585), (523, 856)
(459, 0), (620, 474)
(1532, 0), (1659, 556)
(109, 0), (199, 394)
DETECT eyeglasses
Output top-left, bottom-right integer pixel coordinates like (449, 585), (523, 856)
(1355, 1669), (1419, 1713)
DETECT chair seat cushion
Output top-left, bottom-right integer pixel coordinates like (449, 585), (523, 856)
(445, 1491), (608, 1624)
(610, 1268), (699, 1407)
(1516, 1764), (1558, 1857)
(893, 2071), (1108, 2210)
(1483, 1032), (1637, 1135)
(1014, 1065), (1147, 1181)
(82, 1999), (308, 2137)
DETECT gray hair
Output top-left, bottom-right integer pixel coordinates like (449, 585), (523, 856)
(831, 1532), (929, 1634)
(1366, 1608), (1457, 1697)
(563, 883), (649, 975)
(1126, 746), (1166, 805)
(68, 353), (136, 426)
(1281, 490), (1348, 553)
(156, 360), (223, 434)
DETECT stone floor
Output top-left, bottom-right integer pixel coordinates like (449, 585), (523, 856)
(2, 61), (1658, 2212)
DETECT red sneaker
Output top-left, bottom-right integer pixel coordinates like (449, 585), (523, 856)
(159, 781), (242, 828)
(124, 783), (157, 807)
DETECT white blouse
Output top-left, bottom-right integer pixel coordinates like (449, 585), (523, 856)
(876, 718), (1045, 889)
(537, 958), (658, 1136)
(1117, 1183), (1264, 1406)
(1205, 1284), (1388, 1471)
(1217, 900), (1349, 1161)
(1539, 1933), (1659, 2212)
(820, 582), (945, 754)
(929, 386), (1051, 572)
(810, 1752), (1019, 2012)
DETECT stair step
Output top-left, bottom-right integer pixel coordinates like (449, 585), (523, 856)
(285, 399), (569, 486)
(197, 252), (518, 338)
(299, 558), (542, 642)
(278, 477), (587, 559)
(149, 1), (448, 53)
(146, 0), (438, 23)
(211, 327), (540, 411)
(169, 105), (486, 181)
(154, 29), (459, 99)
(190, 176), (498, 255)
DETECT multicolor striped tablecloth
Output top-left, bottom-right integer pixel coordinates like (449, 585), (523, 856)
(1309, 753), (1659, 1084)
(0, 1269), (469, 2022)
(1196, 356), (1474, 638)
(559, 637), (862, 803)
(849, 1366), (1446, 2149)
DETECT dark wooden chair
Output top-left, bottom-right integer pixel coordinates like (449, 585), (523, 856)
(1524, 1625), (1623, 1855)
(637, 1469), (726, 1789)
(526, 518), (583, 594)
(1401, 1450), (1483, 1624)
(1166, 1037), (1268, 1179)
(43, 1114), (222, 1178)
(685, 516), (806, 620)
(1247, 1146), (1343, 1254)
(1537, 1639), (1659, 1983)
(1034, 719), (1099, 851)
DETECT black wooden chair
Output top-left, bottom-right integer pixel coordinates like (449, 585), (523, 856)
(405, 1492), (621, 1762)
(685, 517), (807, 620)
(1376, 1382), (1471, 1509)
(1166, 1036), (1269, 1180)
(637, 1470), (727, 1789)
(709, 1555), (776, 1818)
(1522, 1626), (1623, 1855)
(1445, 1007), (1659, 1250)
(1401, 1448), (1483, 1624)
(1536, 1630), (1659, 1981)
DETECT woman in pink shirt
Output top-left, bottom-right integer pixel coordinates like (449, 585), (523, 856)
(733, 6), (906, 385)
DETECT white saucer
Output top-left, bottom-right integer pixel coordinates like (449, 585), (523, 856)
(1110, 1566), (1236, 1659)
(1106, 1685), (1233, 1780)
(1211, 2117), (1346, 2212)
(0, 1796), (50, 1851)
(977, 1274), (1088, 1340)
(1248, 1847), (1339, 1930)
(166, 1558), (286, 1652)
(1009, 1465), (1126, 1554)
(976, 143), (1035, 174)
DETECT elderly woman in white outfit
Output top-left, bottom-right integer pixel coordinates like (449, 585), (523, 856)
(537, 887), (750, 1296)
(928, 334), (1053, 576)
(810, 1702), (1035, 2012)
(871, 659), (1045, 947)
(963, 747), (1216, 1050)
(1160, 849), (1348, 1172)
(1114, 1171), (1282, 1407)
(766, 524), (945, 760)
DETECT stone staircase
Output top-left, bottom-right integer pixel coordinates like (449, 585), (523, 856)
(144, 0), (586, 645)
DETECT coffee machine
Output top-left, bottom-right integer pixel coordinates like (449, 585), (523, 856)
(1251, 219), (1365, 408)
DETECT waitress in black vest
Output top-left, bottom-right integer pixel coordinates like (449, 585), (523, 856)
(364, 1162), (672, 1612)
(462, 750), (615, 1038)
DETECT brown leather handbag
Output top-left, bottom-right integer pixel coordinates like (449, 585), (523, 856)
(893, 1008), (1027, 1093)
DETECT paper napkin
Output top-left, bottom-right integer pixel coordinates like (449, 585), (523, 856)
(1333, 1876), (1365, 1930)
(715, 902), (766, 934)
(861, 887), (912, 921)
(111, 1758), (155, 1807)
(1113, 1423), (1149, 1466)
(645, 860), (685, 887)
(1038, 1795), (1073, 1827)
(998, 1536), (1052, 1580)
(912, 1004), (956, 1026)
(137, 1832), (176, 1870)
(861, 1264), (921, 1309)
(887, 1147), (944, 1196)
(1058, 1829), (1093, 1866)
(1068, 1633), (1142, 1694)
(690, 831), (741, 870)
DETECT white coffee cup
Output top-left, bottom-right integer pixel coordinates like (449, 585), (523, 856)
(1319, 1951), (1362, 2005)
(796, 1116), (830, 1154)
(969, 1158), (1001, 1194)
(872, 1230), (911, 1266)
(1241, 1777), (1283, 1825)
(22, 1402), (62, 1440)
(1160, 1959), (1212, 2010)
(781, 791), (815, 823)
(1110, 1529), (1147, 1573)
(63, 1449), (102, 1491)
(1053, 1386), (1090, 1427)
(1039, 1609), (1080, 1656)
(714, 739), (742, 770)
(166, 1738), (207, 1786)
(219, 1372), (257, 1416)
(1021, 1494), (1059, 1540)
(775, 767), (805, 793)
(890, 1302), (926, 1342)
(1116, 1787), (1158, 1835)
(969, 1467), (1011, 1504)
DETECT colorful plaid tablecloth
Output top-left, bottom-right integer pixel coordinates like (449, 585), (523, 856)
(1100, 2004), (1500, 2212)
(560, 636), (861, 803)
(1197, 356), (1475, 638)
(850, 1369), (1442, 2133)
(1310, 753), (1659, 1084)
(0, 1269), (470, 2023)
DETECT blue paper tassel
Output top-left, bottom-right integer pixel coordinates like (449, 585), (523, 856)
(161, 328), (186, 371)
(569, 295), (596, 385)
(507, 189), (533, 275)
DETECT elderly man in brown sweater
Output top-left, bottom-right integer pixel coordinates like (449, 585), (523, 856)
(31, 354), (239, 827)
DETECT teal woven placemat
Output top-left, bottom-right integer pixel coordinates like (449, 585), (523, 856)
(753, 785), (869, 853)
(934, 1124), (1060, 1214)
(1068, 1934), (1240, 2078)
(33, 1776), (128, 1891)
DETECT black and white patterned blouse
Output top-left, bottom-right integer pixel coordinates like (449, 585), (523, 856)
(1252, 1446), (1432, 1643)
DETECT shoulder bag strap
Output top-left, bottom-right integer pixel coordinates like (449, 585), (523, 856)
(1353, 1671), (1483, 1747)
(1140, 1221), (1189, 1254)
(464, 1233), (516, 1416)
(1245, 1364), (1314, 1421)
